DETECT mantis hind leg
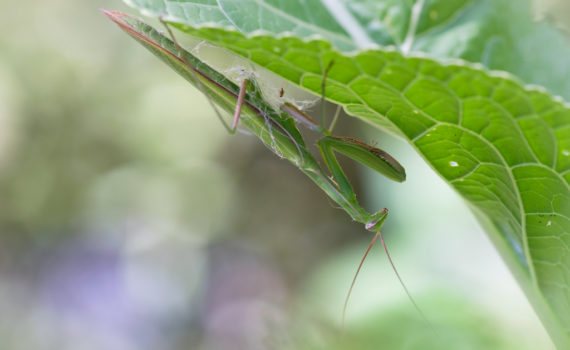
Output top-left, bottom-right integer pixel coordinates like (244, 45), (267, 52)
(159, 17), (239, 134)
(320, 60), (343, 135)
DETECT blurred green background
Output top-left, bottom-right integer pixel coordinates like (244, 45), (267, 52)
(0, 0), (566, 349)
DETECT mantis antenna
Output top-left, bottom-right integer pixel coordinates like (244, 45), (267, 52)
(378, 231), (438, 338)
(341, 230), (438, 339)
(342, 231), (379, 330)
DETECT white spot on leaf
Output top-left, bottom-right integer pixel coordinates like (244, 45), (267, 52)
(563, 150), (569, 156)
(547, 221), (552, 227)
(449, 161), (459, 167)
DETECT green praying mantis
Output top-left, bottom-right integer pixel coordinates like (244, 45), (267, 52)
(103, 10), (432, 330)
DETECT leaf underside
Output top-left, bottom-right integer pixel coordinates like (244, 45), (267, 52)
(119, 0), (570, 346)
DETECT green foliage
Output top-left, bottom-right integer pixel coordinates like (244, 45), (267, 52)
(115, 0), (570, 347)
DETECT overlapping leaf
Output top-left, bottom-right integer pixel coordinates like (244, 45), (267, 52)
(125, 0), (570, 100)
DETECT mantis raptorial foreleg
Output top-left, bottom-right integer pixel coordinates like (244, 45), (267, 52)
(279, 103), (406, 225)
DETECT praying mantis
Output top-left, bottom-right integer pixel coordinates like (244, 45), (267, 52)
(103, 10), (432, 330)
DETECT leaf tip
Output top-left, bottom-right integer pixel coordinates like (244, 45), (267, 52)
(100, 8), (129, 27)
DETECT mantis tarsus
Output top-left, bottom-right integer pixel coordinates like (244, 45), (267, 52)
(104, 9), (433, 333)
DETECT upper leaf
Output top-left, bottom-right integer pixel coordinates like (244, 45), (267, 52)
(125, 0), (357, 50)
(125, 0), (570, 100)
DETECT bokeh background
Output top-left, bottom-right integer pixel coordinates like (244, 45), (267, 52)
(0, 1), (567, 349)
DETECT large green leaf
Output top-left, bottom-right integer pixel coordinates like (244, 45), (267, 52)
(115, 1), (570, 347)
